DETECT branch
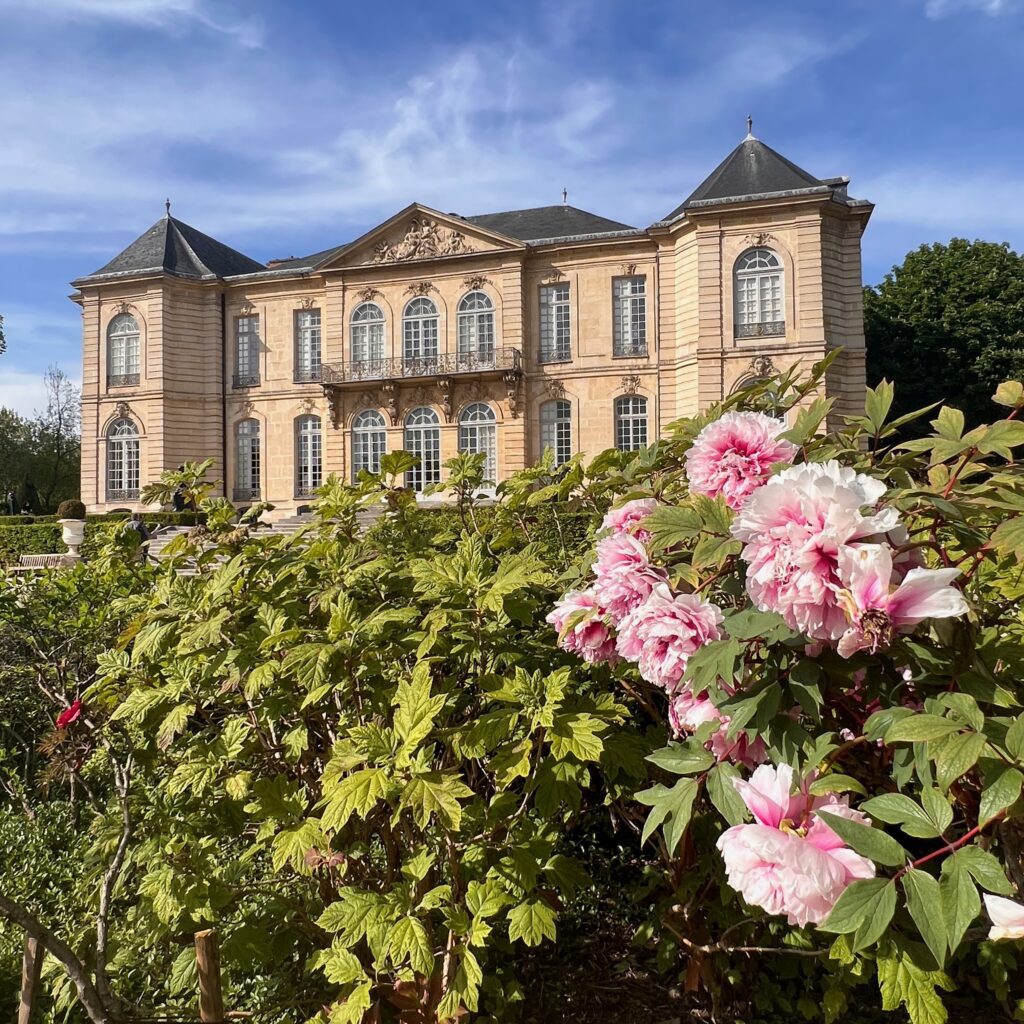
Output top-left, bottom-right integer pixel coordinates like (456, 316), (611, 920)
(96, 758), (133, 1016)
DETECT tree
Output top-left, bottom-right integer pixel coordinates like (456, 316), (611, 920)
(0, 313), (6, 356)
(33, 366), (81, 510)
(865, 238), (1024, 430)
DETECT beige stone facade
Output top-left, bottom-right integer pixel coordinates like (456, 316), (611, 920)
(72, 133), (873, 514)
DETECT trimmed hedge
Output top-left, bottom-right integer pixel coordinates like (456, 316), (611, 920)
(0, 511), (204, 528)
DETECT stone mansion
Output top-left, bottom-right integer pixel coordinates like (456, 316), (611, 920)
(72, 128), (873, 513)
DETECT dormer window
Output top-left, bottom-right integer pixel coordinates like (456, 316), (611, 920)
(734, 248), (784, 338)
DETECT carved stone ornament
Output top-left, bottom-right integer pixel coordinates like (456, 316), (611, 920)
(356, 287), (382, 304)
(463, 274), (491, 291)
(114, 401), (131, 419)
(437, 377), (454, 422)
(381, 381), (399, 425)
(371, 216), (475, 264)
(322, 386), (342, 428)
(238, 304), (256, 317)
(409, 384), (433, 409)
(112, 301), (133, 315)
(543, 378), (566, 398)
(299, 396), (317, 414)
(503, 368), (524, 418)
(747, 354), (777, 379)
(539, 265), (565, 283)
(298, 296), (316, 310)
(621, 263), (638, 277)
(743, 231), (776, 248)
(620, 374), (642, 395)
(404, 281), (436, 297)
(240, 400), (256, 417)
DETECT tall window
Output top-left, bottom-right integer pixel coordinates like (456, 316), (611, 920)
(404, 407), (440, 493)
(615, 396), (648, 452)
(295, 415), (322, 496)
(540, 399), (572, 466)
(106, 418), (140, 500)
(613, 276), (647, 356)
(403, 298), (439, 367)
(352, 409), (386, 480)
(458, 403), (497, 485)
(457, 291), (495, 364)
(351, 302), (385, 365)
(539, 283), (570, 362)
(295, 309), (322, 382)
(235, 418), (261, 500)
(734, 248), (784, 336)
(234, 315), (259, 388)
(107, 313), (140, 387)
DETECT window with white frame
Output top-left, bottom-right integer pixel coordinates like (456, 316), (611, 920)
(458, 403), (497, 484)
(295, 415), (322, 496)
(539, 283), (571, 362)
(295, 309), (322, 381)
(403, 297), (439, 366)
(351, 302), (385, 365)
(107, 313), (140, 387)
(734, 248), (784, 336)
(540, 399), (572, 466)
(106, 418), (140, 499)
(234, 315), (259, 387)
(615, 395), (648, 452)
(613, 276), (647, 356)
(235, 418), (261, 499)
(352, 409), (386, 480)
(457, 291), (495, 364)
(404, 407), (440, 493)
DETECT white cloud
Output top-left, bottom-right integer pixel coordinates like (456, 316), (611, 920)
(0, 367), (82, 419)
(923, 0), (1019, 17)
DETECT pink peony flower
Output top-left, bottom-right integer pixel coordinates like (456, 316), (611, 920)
(835, 544), (969, 658)
(983, 894), (1024, 941)
(716, 763), (876, 927)
(685, 412), (797, 511)
(615, 583), (724, 691)
(56, 700), (83, 730)
(731, 461), (900, 641)
(546, 589), (619, 665)
(668, 690), (767, 769)
(600, 498), (659, 542)
(592, 533), (666, 623)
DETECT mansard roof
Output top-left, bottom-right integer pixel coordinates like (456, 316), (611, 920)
(462, 205), (640, 244)
(76, 214), (265, 284)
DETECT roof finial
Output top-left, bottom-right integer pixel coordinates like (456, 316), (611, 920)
(562, 187), (568, 207)
(745, 115), (754, 140)
(165, 197), (171, 216)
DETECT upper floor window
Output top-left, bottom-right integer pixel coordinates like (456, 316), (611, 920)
(457, 291), (495, 364)
(539, 283), (570, 363)
(106, 418), (140, 500)
(615, 395), (648, 452)
(404, 406), (441, 493)
(234, 315), (260, 388)
(352, 409), (386, 481)
(458, 402), (497, 485)
(734, 248), (784, 338)
(295, 309), (322, 382)
(540, 399), (572, 467)
(107, 313), (140, 388)
(235, 418), (261, 501)
(613, 276), (647, 356)
(295, 415), (322, 496)
(351, 302), (385, 364)
(403, 297), (439, 364)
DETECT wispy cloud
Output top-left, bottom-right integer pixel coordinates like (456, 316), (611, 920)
(923, 0), (1019, 17)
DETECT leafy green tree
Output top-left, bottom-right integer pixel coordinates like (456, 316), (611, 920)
(865, 238), (1024, 431)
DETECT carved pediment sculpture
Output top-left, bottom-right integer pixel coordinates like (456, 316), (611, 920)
(371, 216), (475, 264)
(743, 231), (776, 249)
(405, 281), (436, 297)
(543, 378), (566, 398)
(114, 401), (131, 419)
(620, 375), (642, 395)
(463, 274), (492, 291)
(747, 354), (777, 379)
(356, 287), (382, 304)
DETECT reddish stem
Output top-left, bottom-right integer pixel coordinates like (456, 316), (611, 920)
(895, 811), (1006, 879)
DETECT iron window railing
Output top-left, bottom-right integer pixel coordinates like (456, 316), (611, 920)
(106, 488), (139, 502)
(293, 367), (323, 383)
(322, 347), (521, 384)
(232, 486), (261, 502)
(735, 320), (785, 339)
(107, 373), (140, 388)
(232, 373), (261, 389)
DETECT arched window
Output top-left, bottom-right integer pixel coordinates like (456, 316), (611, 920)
(351, 302), (385, 367)
(107, 313), (140, 387)
(106, 418), (140, 500)
(295, 415), (322, 496)
(403, 297), (439, 367)
(457, 291), (495, 365)
(352, 409), (386, 480)
(404, 407), (440, 493)
(734, 248), (784, 337)
(235, 418), (261, 500)
(458, 403), (497, 484)
(540, 399), (572, 467)
(615, 395), (648, 452)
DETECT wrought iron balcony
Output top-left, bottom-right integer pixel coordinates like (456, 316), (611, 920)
(294, 482), (320, 498)
(233, 486), (261, 502)
(232, 373), (261, 389)
(735, 320), (786, 339)
(108, 373), (140, 388)
(106, 488), (139, 502)
(322, 347), (521, 385)
(613, 344), (649, 358)
(293, 367), (323, 384)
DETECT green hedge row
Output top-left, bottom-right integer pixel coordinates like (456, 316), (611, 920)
(0, 511), (204, 528)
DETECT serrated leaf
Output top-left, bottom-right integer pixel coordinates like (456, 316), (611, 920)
(386, 916), (434, 975)
(400, 771), (473, 830)
(706, 763), (748, 825)
(320, 768), (388, 831)
(877, 938), (954, 1024)
(635, 776), (699, 853)
(507, 899), (557, 947)
(549, 714), (605, 762)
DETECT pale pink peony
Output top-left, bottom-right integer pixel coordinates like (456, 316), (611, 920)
(592, 533), (666, 623)
(685, 412), (797, 511)
(668, 690), (767, 768)
(601, 498), (659, 542)
(716, 763), (876, 927)
(835, 544), (969, 658)
(546, 589), (619, 665)
(731, 461), (899, 641)
(615, 583), (724, 691)
(983, 894), (1024, 941)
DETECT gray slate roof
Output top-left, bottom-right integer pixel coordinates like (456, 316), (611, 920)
(77, 215), (265, 283)
(463, 205), (639, 244)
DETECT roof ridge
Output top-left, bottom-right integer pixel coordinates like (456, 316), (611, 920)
(166, 217), (213, 278)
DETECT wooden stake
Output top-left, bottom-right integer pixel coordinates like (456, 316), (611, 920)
(18, 936), (43, 1024)
(194, 928), (225, 1024)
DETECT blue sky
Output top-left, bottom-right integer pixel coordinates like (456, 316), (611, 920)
(1, 0), (1022, 415)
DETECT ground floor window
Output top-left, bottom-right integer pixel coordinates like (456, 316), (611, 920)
(615, 395), (648, 452)
(352, 409), (387, 479)
(404, 407), (441, 492)
(235, 418), (261, 500)
(540, 399), (572, 466)
(106, 418), (140, 500)
(458, 402), (497, 484)
(295, 415), (322, 496)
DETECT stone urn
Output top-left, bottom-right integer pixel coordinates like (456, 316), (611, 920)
(56, 500), (87, 562)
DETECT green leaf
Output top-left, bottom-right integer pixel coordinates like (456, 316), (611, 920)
(706, 763), (748, 825)
(993, 380), (1024, 408)
(940, 853), (980, 952)
(1005, 714), (1024, 759)
(271, 818), (325, 872)
(852, 880), (897, 951)
(320, 768), (388, 831)
(393, 669), (445, 751)
(549, 714), (606, 762)
(932, 406), (965, 442)
(992, 518), (1024, 561)
(861, 792), (948, 840)
(808, 774), (867, 798)
(979, 767), (1023, 825)
(956, 845), (1015, 895)
(400, 771), (473, 830)
(319, 942), (366, 985)
(820, 878), (892, 934)
(817, 811), (907, 868)
(886, 715), (961, 743)
(877, 938), (954, 1024)
(635, 776), (699, 853)
(507, 899), (557, 947)
(978, 420), (1024, 456)
(902, 870), (947, 968)
(645, 742), (715, 776)
(683, 637), (741, 697)
(932, 732), (986, 791)
(386, 916), (434, 975)
(865, 379), (895, 432)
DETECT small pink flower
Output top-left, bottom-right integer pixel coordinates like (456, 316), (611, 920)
(600, 498), (659, 542)
(546, 589), (619, 665)
(56, 700), (83, 730)
(836, 544), (969, 658)
(592, 533), (666, 623)
(668, 690), (767, 768)
(983, 894), (1024, 941)
(616, 583), (724, 691)
(685, 412), (797, 511)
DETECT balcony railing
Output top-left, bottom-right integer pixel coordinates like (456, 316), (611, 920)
(108, 373), (140, 388)
(322, 347), (521, 384)
(736, 320), (786, 339)
(613, 344), (649, 358)
(294, 367), (323, 384)
(106, 488), (139, 502)
(232, 372), (261, 389)
(233, 486), (261, 502)
(294, 481), (321, 498)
